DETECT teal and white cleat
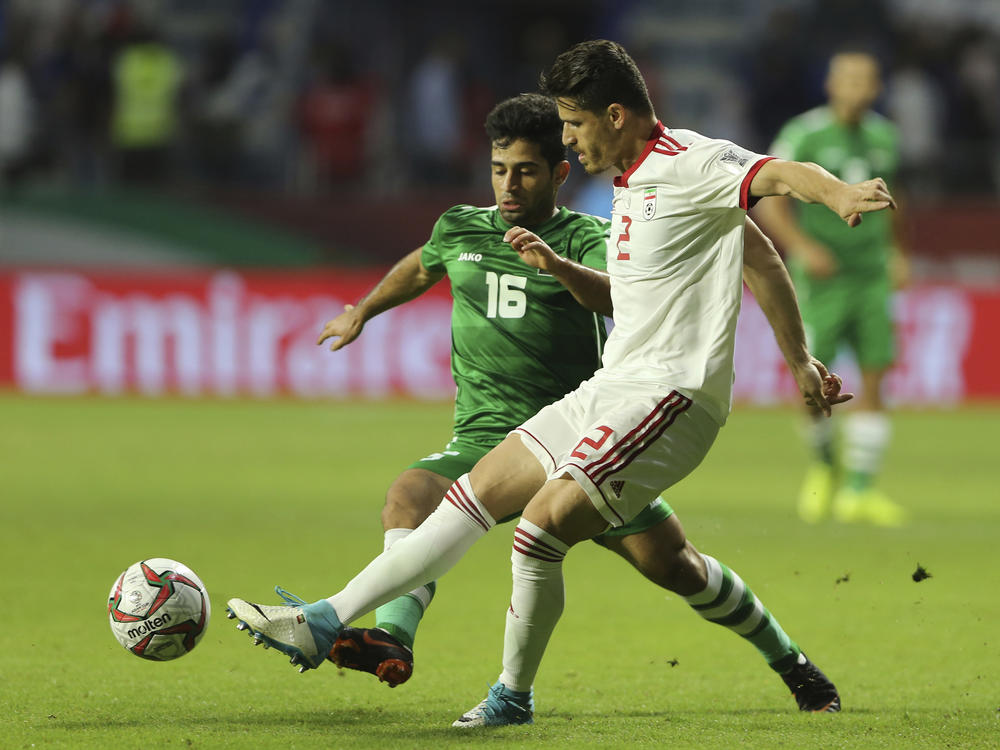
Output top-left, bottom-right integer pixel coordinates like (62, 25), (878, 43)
(452, 681), (534, 728)
(226, 587), (342, 672)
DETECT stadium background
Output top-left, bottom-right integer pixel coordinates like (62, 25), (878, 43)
(1, 0), (999, 403)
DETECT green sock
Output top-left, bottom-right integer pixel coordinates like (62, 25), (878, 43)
(845, 468), (873, 491)
(374, 582), (436, 649)
(685, 554), (800, 673)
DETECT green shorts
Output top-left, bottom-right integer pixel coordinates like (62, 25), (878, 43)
(794, 269), (895, 370)
(408, 437), (675, 538)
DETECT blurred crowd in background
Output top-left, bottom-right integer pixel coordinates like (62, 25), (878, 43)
(1, 0), (997, 403)
(1, 0), (999, 203)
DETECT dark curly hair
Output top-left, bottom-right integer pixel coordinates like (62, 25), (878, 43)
(539, 39), (653, 117)
(484, 93), (567, 169)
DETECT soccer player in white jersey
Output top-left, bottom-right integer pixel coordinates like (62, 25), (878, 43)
(227, 40), (896, 726)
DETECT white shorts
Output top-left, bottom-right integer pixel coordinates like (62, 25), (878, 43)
(514, 374), (719, 528)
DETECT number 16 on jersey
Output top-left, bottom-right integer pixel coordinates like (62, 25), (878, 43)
(485, 271), (527, 319)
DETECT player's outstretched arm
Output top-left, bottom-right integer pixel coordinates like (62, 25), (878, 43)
(742, 217), (853, 416)
(505, 226), (614, 316)
(749, 158), (896, 228)
(317, 248), (445, 351)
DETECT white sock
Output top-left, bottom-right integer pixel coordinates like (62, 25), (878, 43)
(327, 474), (494, 623)
(802, 414), (835, 464)
(842, 411), (891, 475)
(382, 528), (434, 611)
(383, 528), (412, 552)
(498, 518), (569, 693)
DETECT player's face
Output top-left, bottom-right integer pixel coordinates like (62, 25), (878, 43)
(826, 53), (881, 122)
(556, 97), (617, 175)
(490, 138), (566, 227)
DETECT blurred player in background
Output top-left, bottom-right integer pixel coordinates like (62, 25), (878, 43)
(311, 93), (836, 712)
(755, 50), (908, 526)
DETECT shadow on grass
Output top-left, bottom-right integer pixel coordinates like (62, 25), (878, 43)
(51, 703), (871, 734)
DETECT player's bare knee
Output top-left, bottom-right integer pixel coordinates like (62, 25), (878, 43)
(381, 471), (449, 530)
(670, 542), (708, 595)
(468, 435), (549, 521)
(647, 542), (705, 595)
(381, 491), (423, 530)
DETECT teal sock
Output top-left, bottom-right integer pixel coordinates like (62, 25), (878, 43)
(374, 581), (435, 649)
(685, 554), (800, 672)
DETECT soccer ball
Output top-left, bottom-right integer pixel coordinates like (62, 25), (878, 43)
(108, 558), (211, 660)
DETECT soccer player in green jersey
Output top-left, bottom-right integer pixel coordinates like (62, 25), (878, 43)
(312, 93), (838, 710)
(755, 50), (908, 526)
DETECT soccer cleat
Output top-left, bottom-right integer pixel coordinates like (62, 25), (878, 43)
(329, 627), (414, 687)
(226, 587), (342, 671)
(832, 487), (907, 527)
(781, 652), (841, 712)
(797, 462), (835, 523)
(452, 681), (534, 728)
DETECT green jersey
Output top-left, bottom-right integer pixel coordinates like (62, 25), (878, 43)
(770, 106), (899, 276)
(421, 204), (609, 444)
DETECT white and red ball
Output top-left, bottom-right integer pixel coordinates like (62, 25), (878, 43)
(108, 558), (210, 660)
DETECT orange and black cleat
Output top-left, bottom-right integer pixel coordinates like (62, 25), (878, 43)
(329, 627), (414, 687)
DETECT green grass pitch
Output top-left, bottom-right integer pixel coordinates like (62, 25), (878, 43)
(2, 393), (998, 749)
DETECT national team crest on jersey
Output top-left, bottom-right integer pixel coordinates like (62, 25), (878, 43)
(642, 188), (656, 220)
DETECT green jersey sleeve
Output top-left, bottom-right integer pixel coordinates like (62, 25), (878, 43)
(420, 209), (457, 273)
(564, 214), (610, 271)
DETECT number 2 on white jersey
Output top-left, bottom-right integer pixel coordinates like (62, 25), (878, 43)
(616, 216), (632, 261)
(485, 272), (527, 318)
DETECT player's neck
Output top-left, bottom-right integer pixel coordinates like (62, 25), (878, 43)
(616, 114), (660, 175)
(520, 205), (560, 229)
(830, 102), (865, 128)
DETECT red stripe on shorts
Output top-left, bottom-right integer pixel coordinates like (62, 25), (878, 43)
(588, 392), (692, 486)
(584, 392), (685, 478)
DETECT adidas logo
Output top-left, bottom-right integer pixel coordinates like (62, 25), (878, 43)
(457, 252), (483, 262)
(610, 480), (625, 497)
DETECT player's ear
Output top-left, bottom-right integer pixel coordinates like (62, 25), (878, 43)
(607, 103), (626, 131)
(553, 160), (571, 187)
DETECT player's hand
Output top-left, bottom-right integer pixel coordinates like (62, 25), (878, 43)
(890, 249), (910, 289)
(792, 357), (853, 417)
(505, 226), (563, 274)
(799, 243), (838, 279)
(317, 304), (364, 351)
(838, 178), (897, 227)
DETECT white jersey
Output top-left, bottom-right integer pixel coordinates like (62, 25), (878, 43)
(600, 122), (773, 425)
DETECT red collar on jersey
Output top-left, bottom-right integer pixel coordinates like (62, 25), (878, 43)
(614, 121), (666, 188)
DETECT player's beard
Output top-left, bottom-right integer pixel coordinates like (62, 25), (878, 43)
(578, 147), (611, 175)
(500, 197), (552, 228)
